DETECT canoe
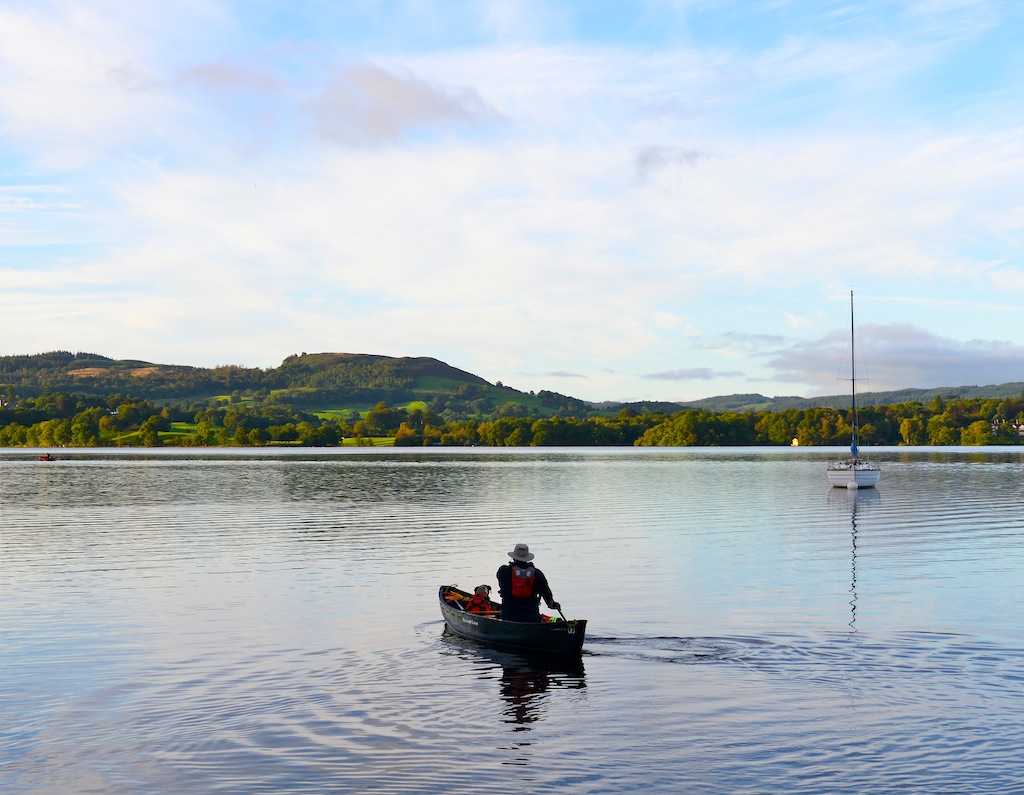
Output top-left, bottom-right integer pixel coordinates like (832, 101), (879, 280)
(439, 585), (586, 658)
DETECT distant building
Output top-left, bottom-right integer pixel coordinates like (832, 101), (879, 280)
(991, 418), (1024, 437)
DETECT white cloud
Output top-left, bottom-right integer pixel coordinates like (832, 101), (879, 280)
(0, 3), (222, 167)
(308, 63), (498, 145)
(644, 367), (746, 381)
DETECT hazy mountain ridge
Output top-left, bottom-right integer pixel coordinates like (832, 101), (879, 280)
(674, 383), (1024, 413)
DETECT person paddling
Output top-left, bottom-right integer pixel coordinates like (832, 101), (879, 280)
(496, 543), (560, 623)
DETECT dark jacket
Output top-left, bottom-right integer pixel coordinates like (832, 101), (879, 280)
(496, 562), (554, 622)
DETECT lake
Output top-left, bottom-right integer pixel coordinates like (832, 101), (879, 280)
(3, 446), (1024, 793)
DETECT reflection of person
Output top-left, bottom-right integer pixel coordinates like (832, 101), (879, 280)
(501, 666), (550, 726)
(464, 584), (496, 615)
(496, 543), (560, 623)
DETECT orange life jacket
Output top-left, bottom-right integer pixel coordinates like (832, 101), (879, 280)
(465, 595), (492, 614)
(510, 564), (536, 599)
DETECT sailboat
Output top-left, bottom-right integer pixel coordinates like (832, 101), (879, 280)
(826, 290), (881, 489)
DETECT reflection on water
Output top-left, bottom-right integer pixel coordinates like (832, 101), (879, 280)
(850, 498), (858, 631)
(831, 487), (880, 631)
(501, 667), (549, 729)
(439, 627), (587, 731)
(828, 488), (881, 633)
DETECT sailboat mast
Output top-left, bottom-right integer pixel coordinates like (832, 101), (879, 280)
(849, 290), (859, 459)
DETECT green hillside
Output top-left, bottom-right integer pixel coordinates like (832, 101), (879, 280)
(0, 351), (590, 419)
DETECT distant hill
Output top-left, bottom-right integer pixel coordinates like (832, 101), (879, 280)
(0, 350), (591, 419)
(3, 350), (1023, 418)
(0, 351), (487, 397)
(587, 400), (688, 414)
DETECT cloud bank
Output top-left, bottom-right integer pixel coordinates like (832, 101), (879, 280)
(1, 1), (1023, 402)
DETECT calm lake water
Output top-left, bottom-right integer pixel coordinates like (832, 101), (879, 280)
(3, 446), (1024, 794)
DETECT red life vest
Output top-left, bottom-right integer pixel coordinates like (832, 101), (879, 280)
(510, 564), (536, 599)
(465, 595), (492, 614)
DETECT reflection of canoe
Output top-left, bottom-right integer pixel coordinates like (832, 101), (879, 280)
(440, 627), (586, 727)
(440, 625), (587, 675)
(439, 585), (587, 658)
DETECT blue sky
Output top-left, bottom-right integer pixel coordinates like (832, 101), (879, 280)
(2, 0), (1023, 402)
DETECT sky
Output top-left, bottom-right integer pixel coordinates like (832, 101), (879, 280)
(2, 0), (1023, 403)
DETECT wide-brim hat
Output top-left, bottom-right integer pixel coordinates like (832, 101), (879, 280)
(509, 543), (535, 562)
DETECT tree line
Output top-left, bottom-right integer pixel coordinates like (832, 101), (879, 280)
(634, 394), (1024, 447)
(2, 390), (1024, 448)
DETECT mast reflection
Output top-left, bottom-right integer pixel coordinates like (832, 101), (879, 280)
(850, 495), (859, 631)
(830, 488), (879, 633)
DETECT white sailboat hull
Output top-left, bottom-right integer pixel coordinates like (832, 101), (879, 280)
(826, 461), (881, 488)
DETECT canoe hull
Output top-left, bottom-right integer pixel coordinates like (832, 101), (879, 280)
(439, 586), (586, 658)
